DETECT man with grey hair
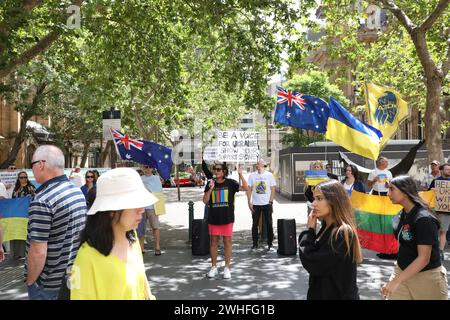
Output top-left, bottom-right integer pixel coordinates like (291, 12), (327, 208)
(25, 145), (86, 300)
(247, 158), (276, 251)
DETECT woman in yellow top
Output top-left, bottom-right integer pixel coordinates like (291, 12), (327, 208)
(70, 168), (159, 300)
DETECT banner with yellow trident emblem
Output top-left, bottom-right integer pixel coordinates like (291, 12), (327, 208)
(363, 83), (409, 147)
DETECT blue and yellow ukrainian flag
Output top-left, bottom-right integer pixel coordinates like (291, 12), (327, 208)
(363, 83), (408, 147)
(0, 197), (31, 241)
(325, 97), (383, 160)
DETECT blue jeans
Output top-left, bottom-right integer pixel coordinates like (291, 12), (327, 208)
(27, 282), (59, 300)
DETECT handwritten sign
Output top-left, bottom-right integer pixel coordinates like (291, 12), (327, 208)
(217, 131), (259, 163)
(435, 180), (450, 213)
(0, 171), (19, 186)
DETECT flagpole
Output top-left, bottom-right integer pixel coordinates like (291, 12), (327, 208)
(176, 165), (181, 201)
(363, 81), (372, 125)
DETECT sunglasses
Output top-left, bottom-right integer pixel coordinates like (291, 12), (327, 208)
(30, 160), (46, 167)
(143, 166), (151, 169)
(86, 176), (95, 178)
(19, 176), (28, 179)
(213, 167), (223, 171)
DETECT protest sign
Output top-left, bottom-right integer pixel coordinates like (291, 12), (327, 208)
(435, 180), (450, 212)
(0, 171), (18, 185)
(216, 131), (259, 163)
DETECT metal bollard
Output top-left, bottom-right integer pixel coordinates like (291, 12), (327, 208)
(188, 201), (194, 243)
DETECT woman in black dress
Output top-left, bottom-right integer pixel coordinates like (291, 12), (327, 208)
(298, 179), (363, 300)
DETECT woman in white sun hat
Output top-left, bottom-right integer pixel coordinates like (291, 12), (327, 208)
(70, 168), (158, 300)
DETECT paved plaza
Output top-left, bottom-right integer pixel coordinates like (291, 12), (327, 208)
(1, 185), (449, 300)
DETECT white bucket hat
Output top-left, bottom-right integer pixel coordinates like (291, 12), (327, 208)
(87, 167), (158, 215)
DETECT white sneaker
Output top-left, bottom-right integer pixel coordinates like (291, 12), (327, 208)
(223, 267), (231, 279)
(207, 266), (218, 278)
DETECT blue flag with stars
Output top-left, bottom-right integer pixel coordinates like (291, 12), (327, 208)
(274, 87), (329, 132)
(111, 128), (173, 180)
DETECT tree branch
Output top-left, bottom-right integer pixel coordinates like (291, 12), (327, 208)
(375, 0), (416, 33)
(22, 0), (45, 12)
(443, 28), (450, 77)
(0, 0), (85, 80)
(419, 0), (450, 32)
(159, 129), (175, 147)
(0, 31), (60, 80)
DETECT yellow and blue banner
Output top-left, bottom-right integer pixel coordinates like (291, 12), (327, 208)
(363, 83), (408, 147)
(325, 97), (383, 160)
(304, 170), (329, 186)
(0, 197), (31, 241)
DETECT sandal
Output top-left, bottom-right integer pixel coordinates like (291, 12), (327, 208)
(155, 249), (161, 256)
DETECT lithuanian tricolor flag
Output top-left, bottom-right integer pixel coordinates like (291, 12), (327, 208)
(350, 190), (435, 254)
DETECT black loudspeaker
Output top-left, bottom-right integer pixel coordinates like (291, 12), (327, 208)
(277, 219), (297, 255)
(192, 219), (210, 256)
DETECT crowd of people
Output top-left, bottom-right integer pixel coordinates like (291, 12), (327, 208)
(0, 145), (449, 300)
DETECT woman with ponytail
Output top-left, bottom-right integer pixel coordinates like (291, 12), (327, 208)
(381, 175), (447, 300)
(298, 179), (362, 300)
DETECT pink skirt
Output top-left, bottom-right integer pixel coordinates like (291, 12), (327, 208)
(208, 223), (234, 237)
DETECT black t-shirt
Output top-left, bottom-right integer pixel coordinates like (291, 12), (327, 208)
(394, 205), (441, 271)
(204, 178), (240, 225)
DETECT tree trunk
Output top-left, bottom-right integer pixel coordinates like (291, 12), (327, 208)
(0, 115), (29, 169)
(423, 77), (444, 163)
(411, 32), (445, 163)
(80, 141), (91, 167)
(101, 140), (111, 166)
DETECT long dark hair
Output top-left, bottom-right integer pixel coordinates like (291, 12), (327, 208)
(344, 164), (359, 181)
(14, 171), (33, 192)
(79, 211), (136, 256)
(390, 175), (433, 213)
(85, 170), (97, 184)
(315, 180), (363, 263)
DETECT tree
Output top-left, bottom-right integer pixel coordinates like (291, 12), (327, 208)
(280, 70), (348, 147)
(0, 0), (85, 80)
(0, 60), (54, 168)
(295, 0), (450, 162)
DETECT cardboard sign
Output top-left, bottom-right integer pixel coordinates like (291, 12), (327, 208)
(435, 180), (450, 212)
(216, 131), (259, 163)
(0, 171), (19, 185)
(203, 146), (218, 161)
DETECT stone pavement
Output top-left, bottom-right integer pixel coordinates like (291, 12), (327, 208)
(0, 186), (449, 300)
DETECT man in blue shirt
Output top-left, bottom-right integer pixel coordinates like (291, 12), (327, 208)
(137, 165), (164, 256)
(25, 145), (86, 299)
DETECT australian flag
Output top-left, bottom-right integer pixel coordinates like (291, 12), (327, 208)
(274, 87), (329, 132)
(110, 128), (173, 180)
